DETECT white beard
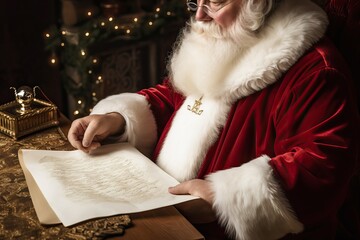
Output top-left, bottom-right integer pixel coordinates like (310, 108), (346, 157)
(169, 18), (257, 98)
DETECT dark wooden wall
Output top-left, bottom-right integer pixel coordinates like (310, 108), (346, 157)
(0, 0), (65, 113)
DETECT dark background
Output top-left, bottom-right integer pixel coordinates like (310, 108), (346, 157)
(0, 0), (64, 111)
(0, 0), (185, 117)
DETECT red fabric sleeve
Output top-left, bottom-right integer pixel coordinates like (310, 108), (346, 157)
(137, 79), (184, 139)
(269, 65), (359, 227)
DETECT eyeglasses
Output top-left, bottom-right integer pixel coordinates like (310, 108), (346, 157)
(186, 0), (235, 15)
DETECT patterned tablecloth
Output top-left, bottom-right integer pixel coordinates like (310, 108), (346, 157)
(0, 125), (132, 240)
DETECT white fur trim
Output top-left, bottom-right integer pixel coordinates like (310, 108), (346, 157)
(172, 0), (328, 102)
(207, 155), (304, 240)
(91, 93), (157, 157)
(156, 96), (231, 182)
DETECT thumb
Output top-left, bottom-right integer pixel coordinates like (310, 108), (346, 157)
(168, 182), (190, 195)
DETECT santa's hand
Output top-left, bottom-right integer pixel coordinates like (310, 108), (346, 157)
(169, 179), (216, 224)
(68, 113), (125, 153)
(168, 179), (214, 204)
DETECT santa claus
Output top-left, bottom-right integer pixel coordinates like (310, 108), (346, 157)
(68, 0), (360, 239)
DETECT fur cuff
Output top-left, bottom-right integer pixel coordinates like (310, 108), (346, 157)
(207, 155), (304, 240)
(91, 93), (157, 157)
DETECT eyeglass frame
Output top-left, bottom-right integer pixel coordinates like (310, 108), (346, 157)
(186, 0), (236, 14)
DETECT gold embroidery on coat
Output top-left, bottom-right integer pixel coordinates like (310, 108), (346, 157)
(187, 96), (203, 115)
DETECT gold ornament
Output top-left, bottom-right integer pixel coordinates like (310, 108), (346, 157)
(187, 96), (204, 115)
(0, 86), (59, 139)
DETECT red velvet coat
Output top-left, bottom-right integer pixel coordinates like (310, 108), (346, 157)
(137, 38), (359, 239)
(91, 1), (360, 238)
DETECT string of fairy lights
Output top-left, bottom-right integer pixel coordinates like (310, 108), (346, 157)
(44, 1), (188, 118)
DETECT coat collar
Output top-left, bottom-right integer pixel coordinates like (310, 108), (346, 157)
(172, 0), (329, 102)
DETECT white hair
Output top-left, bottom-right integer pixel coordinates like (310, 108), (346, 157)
(239, 0), (277, 31)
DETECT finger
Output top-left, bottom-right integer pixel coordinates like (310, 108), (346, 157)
(85, 142), (101, 153)
(67, 118), (100, 153)
(168, 182), (191, 195)
(68, 134), (84, 149)
(169, 180), (214, 204)
(81, 121), (98, 147)
(68, 126), (85, 149)
(68, 134), (91, 153)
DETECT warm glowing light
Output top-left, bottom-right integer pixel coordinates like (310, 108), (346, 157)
(45, 33), (50, 38)
(62, 31), (66, 35)
(81, 50), (86, 56)
(87, 11), (92, 16)
(114, 25), (119, 30)
(167, 11), (171, 16)
(126, 29), (131, 34)
(61, 42), (65, 47)
(74, 110), (80, 115)
(89, 70), (93, 74)
(148, 21), (153, 26)
(92, 92), (96, 97)
(77, 100), (82, 104)
(156, 8), (160, 12)
(134, 18), (138, 22)
(85, 32), (90, 36)
(101, 22), (105, 26)
(50, 58), (56, 64)
(93, 58), (98, 64)
(108, 17), (113, 22)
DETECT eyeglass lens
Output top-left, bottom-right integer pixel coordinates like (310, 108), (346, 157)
(186, 0), (232, 14)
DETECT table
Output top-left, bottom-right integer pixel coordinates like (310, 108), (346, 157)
(0, 115), (204, 240)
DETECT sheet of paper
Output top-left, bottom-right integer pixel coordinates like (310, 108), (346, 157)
(18, 143), (197, 227)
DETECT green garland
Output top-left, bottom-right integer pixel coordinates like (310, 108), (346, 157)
(45, 1), (187, 118)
